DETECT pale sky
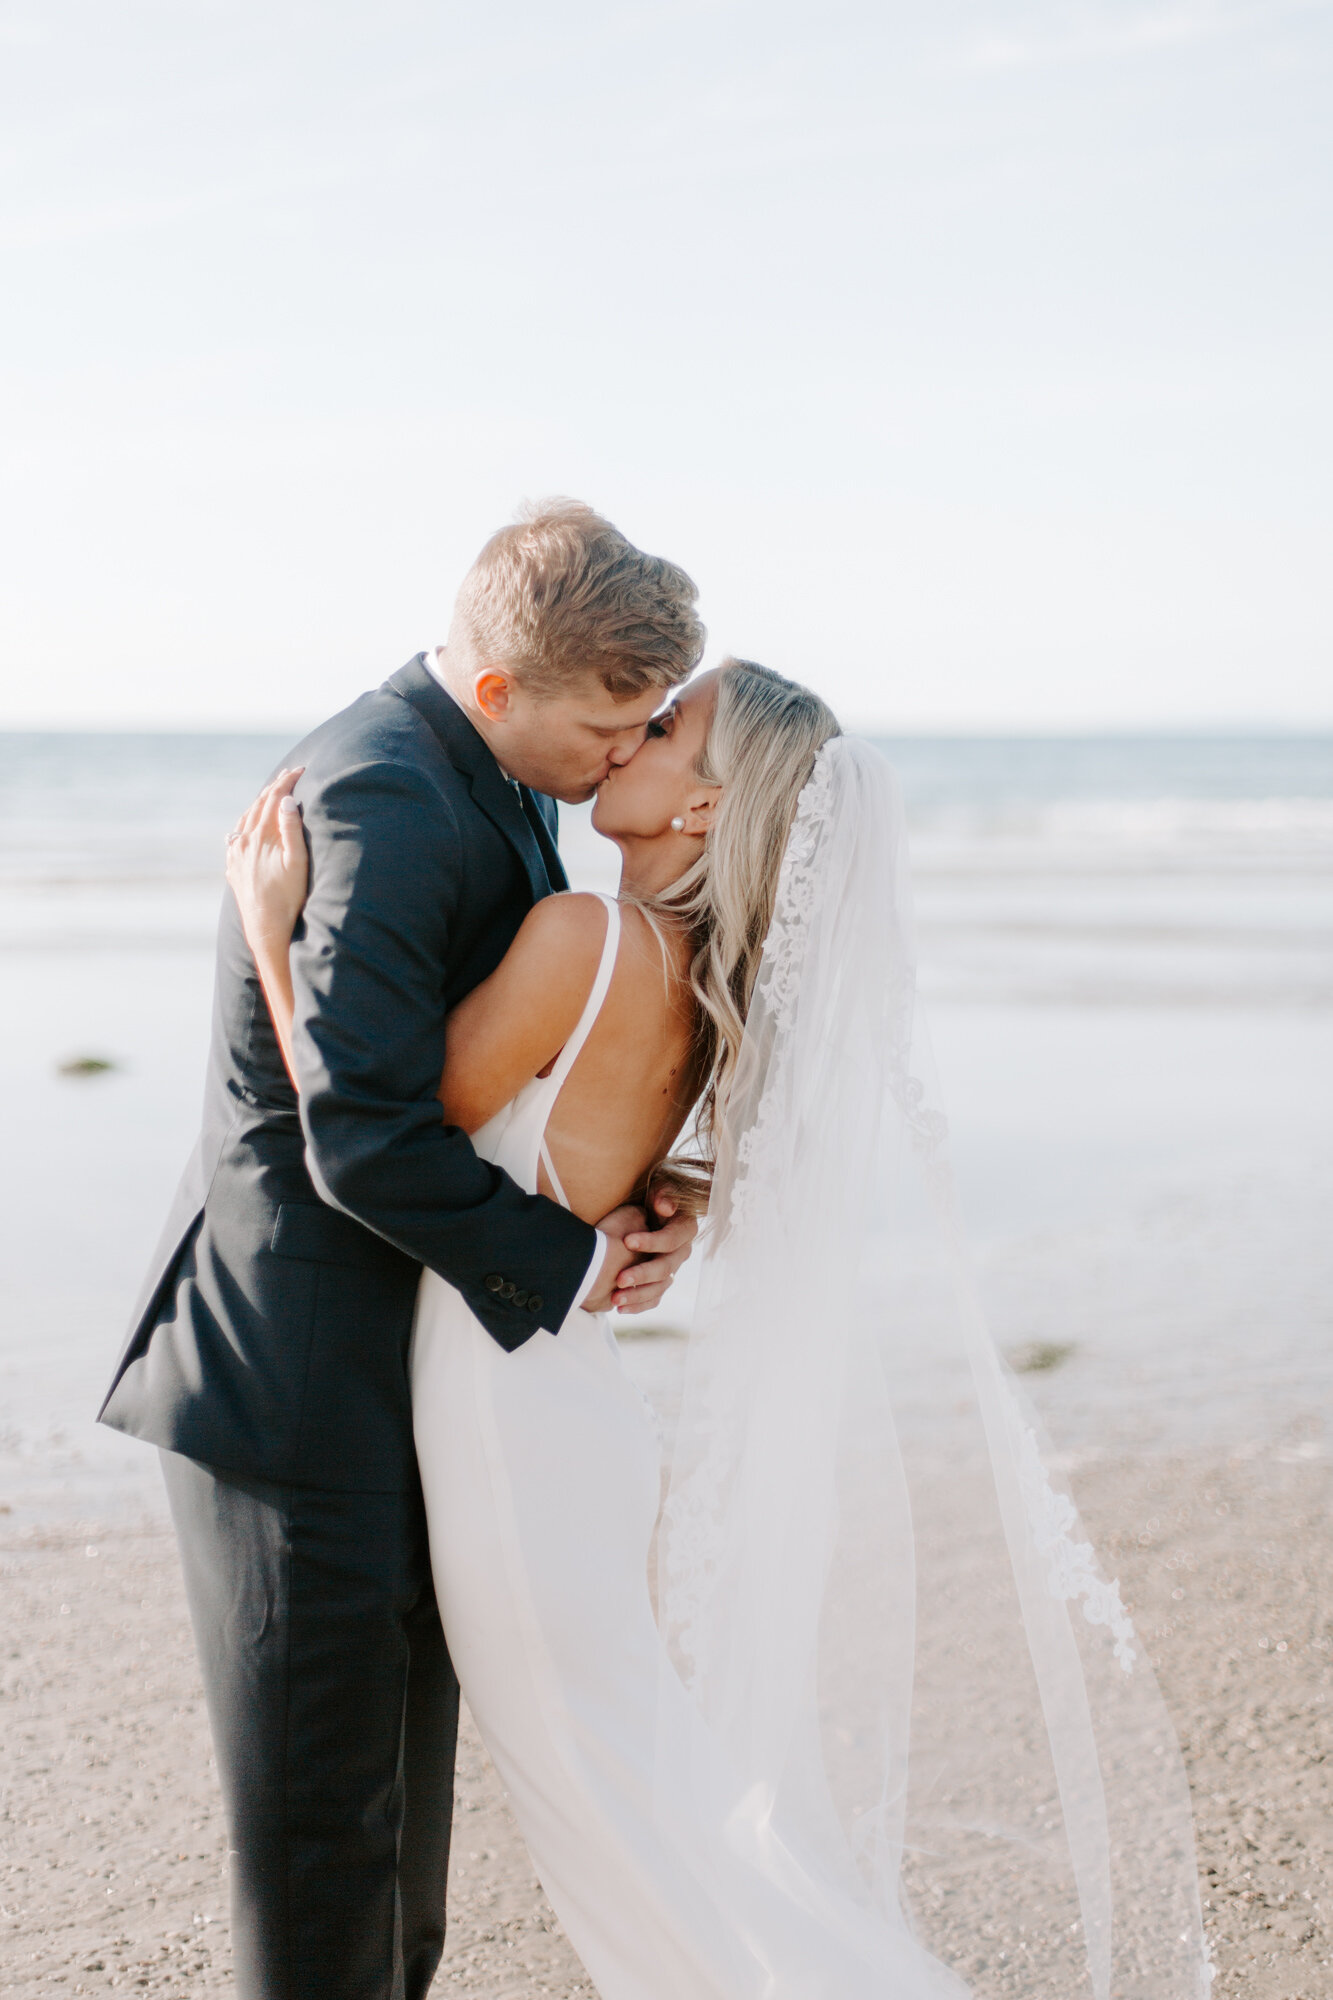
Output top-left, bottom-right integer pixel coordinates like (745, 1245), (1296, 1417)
(2, 0), (1329, 730)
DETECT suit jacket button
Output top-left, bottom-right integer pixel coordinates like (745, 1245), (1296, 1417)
(527, 1294), (542, 1314)
(485, 1274), (504, 1294)
(500, 1280), (517, 1301)
(512, 1289), (529, 1309)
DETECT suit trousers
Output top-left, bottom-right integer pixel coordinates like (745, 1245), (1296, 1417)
(160, 1450), (459, 2000)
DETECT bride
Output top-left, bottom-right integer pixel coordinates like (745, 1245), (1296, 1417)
(227, 658), (1209, 1999)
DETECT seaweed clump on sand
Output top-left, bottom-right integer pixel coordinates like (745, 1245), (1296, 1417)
(1009, 1339), (1076, 1374)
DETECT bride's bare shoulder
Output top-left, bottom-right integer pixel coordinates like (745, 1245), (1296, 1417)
(509, 892), (684, 1003)
(474, 892), (613, 1013)
(511, 890), (614, 963)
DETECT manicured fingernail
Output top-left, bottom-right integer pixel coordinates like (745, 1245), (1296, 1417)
(279, 797), (299, 815)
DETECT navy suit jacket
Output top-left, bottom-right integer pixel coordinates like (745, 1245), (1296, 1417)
(99, 656), (597, 1491)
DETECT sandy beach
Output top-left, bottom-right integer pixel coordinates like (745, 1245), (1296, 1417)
(3, 1442), (1329, 1997)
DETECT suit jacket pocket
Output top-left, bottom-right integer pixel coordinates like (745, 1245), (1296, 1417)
(270, 1201), (409, 1271)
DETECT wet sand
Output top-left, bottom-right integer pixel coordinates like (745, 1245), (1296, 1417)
(2, 1447), (1328, 1997)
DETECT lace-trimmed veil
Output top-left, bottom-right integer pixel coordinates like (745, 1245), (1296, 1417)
(653, 736), (1209, 1998)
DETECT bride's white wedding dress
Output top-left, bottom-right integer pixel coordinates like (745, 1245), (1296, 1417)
(410, 893), (959, 2000)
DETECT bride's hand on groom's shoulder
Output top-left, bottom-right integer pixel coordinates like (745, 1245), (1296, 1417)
(583, 1193), (699, 1317)
(225, 768), (309, 951)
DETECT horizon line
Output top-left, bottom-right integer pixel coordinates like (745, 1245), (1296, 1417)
(3, 717), (1332, 740)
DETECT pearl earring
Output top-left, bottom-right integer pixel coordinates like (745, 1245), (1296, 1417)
(671, 816), (686, 832)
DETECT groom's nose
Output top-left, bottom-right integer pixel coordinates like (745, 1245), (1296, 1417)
(606, 729), (647, 768)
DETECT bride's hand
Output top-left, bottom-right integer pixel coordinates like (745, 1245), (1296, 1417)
(225, 768), (308, 951)
(591, 1191), (699, 1316)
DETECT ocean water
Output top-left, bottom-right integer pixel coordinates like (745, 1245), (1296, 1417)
(5, 729), (1329, 1003)
(2, 728), (1330, 1518)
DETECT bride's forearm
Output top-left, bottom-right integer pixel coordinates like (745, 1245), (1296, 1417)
(250, 931), (300, 1092)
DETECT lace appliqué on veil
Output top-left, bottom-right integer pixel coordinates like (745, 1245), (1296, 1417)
(728, 745), (836, 1231)
(1019, 1427), (1137, 1673)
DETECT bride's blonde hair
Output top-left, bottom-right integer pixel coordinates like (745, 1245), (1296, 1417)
(635, 657), (840, 1214)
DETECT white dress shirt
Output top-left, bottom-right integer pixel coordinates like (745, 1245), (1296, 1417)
(420, 648), (609, 1313)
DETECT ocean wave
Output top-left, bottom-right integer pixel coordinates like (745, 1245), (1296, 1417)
(906, 796), (1333, 843)
(1044, 796), (1333, 839)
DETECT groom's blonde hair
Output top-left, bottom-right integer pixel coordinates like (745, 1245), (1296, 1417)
(449, 499), (704, 700)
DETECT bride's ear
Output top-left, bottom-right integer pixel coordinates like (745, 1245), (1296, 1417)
(679, 785), (722, 837)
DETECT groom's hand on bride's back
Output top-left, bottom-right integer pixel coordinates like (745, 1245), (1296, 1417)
(582, 1192), (698, 1317)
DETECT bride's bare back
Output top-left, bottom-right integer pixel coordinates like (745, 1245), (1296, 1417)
(439, 892), (699, 1226)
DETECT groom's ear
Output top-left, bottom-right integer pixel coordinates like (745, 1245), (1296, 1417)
(473, 667), (517, 722)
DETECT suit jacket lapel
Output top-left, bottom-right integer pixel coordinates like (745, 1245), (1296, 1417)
(386, 656), (555, 903)
(518, 786), (568, 892)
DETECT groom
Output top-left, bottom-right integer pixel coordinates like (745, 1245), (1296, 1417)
(99, 500), (704, 2000)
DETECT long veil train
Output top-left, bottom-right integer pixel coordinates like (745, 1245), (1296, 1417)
(654, 736), (1209, 1997)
